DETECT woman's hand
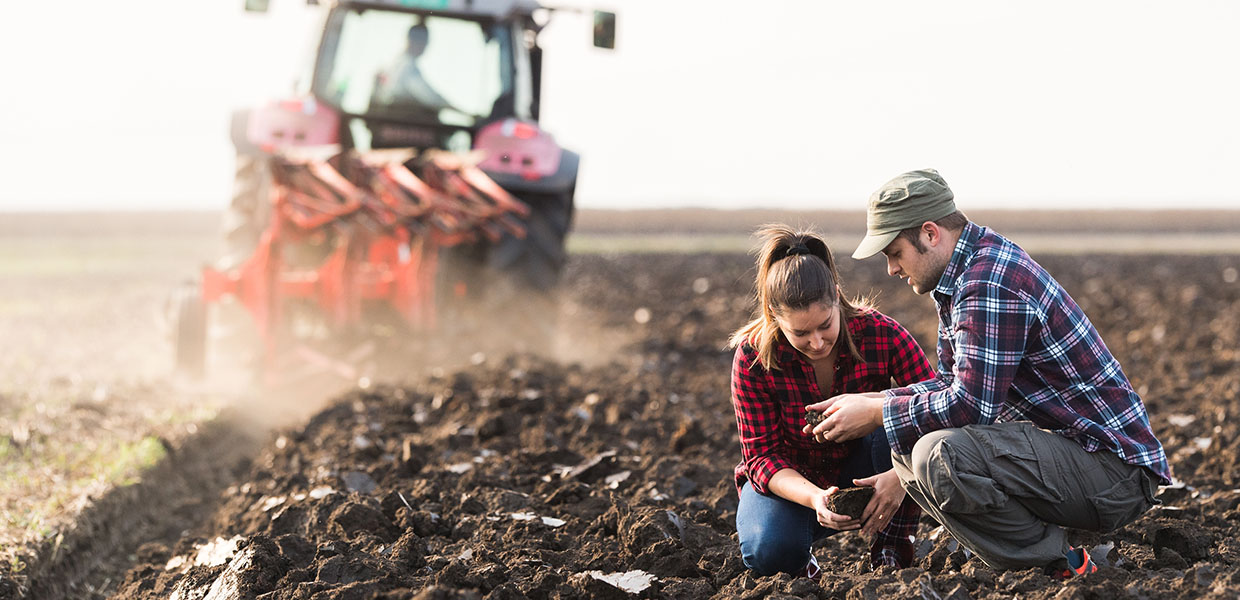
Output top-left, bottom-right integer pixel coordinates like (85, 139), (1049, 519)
(812, 486), (861, 531)
(853, 470), (906, 536)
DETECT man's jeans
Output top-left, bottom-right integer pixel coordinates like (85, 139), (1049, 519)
(892, 421), (1159, 570)
(736, 427), (893, 575)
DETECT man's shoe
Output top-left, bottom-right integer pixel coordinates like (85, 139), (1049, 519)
(1048, 546), (1098, 579)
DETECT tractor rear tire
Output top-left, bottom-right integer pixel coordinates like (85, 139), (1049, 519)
(486, 187), (574, 348)
(489, 187), (574, 291)
(220, 153), (272, 270)
(432, 186), (573, 351)
(173, 283), (207, 377)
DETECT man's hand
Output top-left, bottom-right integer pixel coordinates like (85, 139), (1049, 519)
(812, 486), (860, 531)
(854, 470), (906, 537)
(803, 393), (884, 443)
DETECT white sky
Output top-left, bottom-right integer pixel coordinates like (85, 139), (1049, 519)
(1, 0), (1237, 212)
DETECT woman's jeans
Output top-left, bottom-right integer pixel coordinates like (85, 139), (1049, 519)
(736, 427), (894, 575)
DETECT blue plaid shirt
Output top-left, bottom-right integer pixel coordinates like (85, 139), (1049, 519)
(883, 222), (1172, 484)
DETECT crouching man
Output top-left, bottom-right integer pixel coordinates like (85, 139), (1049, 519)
(805, 169), (1170, 576)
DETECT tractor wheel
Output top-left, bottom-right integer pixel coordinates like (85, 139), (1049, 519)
(173, 282), (207, 377)
(219, 153), (272, 270)
(487, 187), (574, 347)
(489, 186), (575, 291)
(431, 186), (573, 352)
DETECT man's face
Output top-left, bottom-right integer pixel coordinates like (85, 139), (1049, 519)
(881, 235), (948, 295)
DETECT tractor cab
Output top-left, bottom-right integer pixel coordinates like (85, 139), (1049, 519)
(310, 1), (546, 153)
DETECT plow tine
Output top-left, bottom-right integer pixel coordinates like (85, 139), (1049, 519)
(429, 212), (462, 235)
(280, 191), (340, 230)
(383, 163), (442, 209)
(275, 160), (364, 230)
(307, 161), (362, 200)
(497, 212), (527, 238)
(305, 161), (365, 215)
(371, 171), (425, 217)
(435, 171), (481, 211)
(427, 170), (532, 242)
(360, 176), (406, 225)
(459, 166), (530, 217)
(432, 186), (482, 221)
(291, 166), (344, 206)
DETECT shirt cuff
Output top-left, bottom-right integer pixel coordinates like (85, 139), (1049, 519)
(882, 391), (919, 456)
(747, 455), (795, 495)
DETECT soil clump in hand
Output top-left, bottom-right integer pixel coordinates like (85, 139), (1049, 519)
(827, 486), (874, 519)
(805, 409), (826, 427)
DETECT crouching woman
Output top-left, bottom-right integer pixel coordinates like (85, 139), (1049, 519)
(729, 225), (934, 575)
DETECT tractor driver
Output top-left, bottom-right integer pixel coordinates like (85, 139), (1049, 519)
(373, 22), (458, 120)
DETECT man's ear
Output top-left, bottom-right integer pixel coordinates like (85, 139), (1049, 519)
(921, 221), (942, 247)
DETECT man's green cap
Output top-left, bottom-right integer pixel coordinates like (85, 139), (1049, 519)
(852, 168), (957, 259)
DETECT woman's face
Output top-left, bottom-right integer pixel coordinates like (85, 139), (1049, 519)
(775, 301), (841, 361)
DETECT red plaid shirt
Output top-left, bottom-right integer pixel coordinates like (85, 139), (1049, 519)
(732, 309), (934, 567)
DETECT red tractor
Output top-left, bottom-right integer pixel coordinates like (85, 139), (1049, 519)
(173, 0), (616, 382)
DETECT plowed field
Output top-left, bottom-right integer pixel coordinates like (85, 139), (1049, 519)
(108, 251), (1240, 599)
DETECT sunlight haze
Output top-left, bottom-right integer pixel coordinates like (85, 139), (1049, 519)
(2, 0), (1237, 211)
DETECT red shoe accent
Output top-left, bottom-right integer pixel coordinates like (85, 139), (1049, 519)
(1065, 546), (1098, 577)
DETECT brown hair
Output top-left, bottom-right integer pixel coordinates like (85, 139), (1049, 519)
(895, 210), (969, 252)
(729, 224), (869, 370)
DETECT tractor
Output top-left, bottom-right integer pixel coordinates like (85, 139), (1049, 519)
(173, 0), (616, 382)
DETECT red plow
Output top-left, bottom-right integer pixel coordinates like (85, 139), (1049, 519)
(174, 150), (530, 383)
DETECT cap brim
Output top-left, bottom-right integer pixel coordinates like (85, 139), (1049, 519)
(852, 231), (899, 260)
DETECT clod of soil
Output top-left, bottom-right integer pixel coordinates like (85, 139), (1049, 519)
(805, 409), (826, 427)
(827, 486), (874, 519)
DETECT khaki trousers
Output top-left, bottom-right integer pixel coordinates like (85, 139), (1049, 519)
(891, 421), (1158, 570)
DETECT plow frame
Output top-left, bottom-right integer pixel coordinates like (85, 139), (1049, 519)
(188, 150), (529, 382)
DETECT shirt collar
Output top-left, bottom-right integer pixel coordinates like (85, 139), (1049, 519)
(933, 221), (983, 300)
(773, 337), (800, 364)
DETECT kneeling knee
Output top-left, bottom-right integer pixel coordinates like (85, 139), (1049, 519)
(740, 533), (808, 576)
(909, 429), (969, 481)
(909, 429), (1001, 512)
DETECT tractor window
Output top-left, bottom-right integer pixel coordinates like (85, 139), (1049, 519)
(314, 10), (515, 127)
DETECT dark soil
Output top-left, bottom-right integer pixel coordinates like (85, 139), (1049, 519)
(107, 252), (1240, 599)
(805, 409), (826, 427)
(827, 488), (875, 521)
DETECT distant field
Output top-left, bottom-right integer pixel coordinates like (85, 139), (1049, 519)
(567, 232), (1240, 255)
(3, 208), (1239, 256)
(571, 208), (1240, 254)
(572, 207), (1240, 235)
